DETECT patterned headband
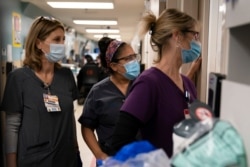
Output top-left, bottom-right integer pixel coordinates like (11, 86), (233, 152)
(105, 40), (123, 67)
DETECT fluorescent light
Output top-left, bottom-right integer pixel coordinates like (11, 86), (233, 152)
(73, 20), (117, 25)
(94, 34), (121, 39)
(86, 29), (120, 33)
(47, 2), (114, 9)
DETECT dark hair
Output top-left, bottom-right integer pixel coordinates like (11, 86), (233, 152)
(85, 54), (94, 63)
(98, 37), (126, 74)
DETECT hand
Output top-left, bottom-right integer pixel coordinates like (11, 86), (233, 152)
(96, 153), (109, 167)
(186, 56), (202, 81)
(6, 153), (17, 167)
(96, 152), (108, 160)
(190, 56), (202, 73)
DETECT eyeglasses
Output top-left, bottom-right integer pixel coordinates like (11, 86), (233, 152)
(115, 54), (141, 62)
(184, 30), (200, 40)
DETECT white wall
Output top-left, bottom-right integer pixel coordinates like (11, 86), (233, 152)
(142, 0), (159, 69)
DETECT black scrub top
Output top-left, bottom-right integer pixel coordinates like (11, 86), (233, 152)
(1, 66), (78, 167)
(78, 77), (132, 155)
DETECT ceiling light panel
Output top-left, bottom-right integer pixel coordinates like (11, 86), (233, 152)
(94, 34), (121, 39)
(73, 20), (117, 25)
(47, 2), (114, 9)
(86, 29), (120, 33)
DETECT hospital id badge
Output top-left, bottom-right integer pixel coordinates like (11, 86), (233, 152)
(43, 93), (61, 112)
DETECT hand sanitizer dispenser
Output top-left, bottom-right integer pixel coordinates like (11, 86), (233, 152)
(208, 72), (226, 117)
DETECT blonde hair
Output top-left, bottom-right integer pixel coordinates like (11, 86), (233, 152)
(23, 16), (65, 71)
(138, 8), (197, 63)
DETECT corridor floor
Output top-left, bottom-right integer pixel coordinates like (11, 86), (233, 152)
(74, 102), (96, 167)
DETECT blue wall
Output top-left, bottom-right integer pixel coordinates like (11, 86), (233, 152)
(1, 0), (23, 61)
(0, 0), (98, 63)
(0, 0), (54, 61)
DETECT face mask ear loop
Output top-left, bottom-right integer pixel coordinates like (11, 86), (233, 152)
(40, 42), (50, 56)
(176, 35), (182, 48)
(111, 63), (125, 77)
(176, 41), (181, 48)
(40, 48), (47, 56)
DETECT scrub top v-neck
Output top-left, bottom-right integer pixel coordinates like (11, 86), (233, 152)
(78, 77), (132, 155)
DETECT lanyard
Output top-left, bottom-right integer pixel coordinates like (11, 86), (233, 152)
(44, 83), (51, 95)
(184, 90), (191, 119)
(185, 90), (191, 107)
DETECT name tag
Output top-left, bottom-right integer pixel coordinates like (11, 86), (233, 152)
(43, 93), (61, 112)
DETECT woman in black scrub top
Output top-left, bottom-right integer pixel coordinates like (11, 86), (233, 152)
(1, 16), (80, 167)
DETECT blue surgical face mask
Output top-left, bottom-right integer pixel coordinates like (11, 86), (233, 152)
(44, 44), (66, 62)
(123, 60), (140, 80)
(181, 40), (201, 64)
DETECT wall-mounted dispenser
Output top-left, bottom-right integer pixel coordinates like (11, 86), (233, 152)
(208, 72), (226, 117)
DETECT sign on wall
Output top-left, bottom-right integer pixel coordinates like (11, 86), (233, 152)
(12, 12), (21, 47)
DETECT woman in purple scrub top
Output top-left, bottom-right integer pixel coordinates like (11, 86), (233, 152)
(112, 8), (201, 158)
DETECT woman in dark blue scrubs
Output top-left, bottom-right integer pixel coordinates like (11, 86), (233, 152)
(78, 37), (141, 162)
(1, 16), (80, 167)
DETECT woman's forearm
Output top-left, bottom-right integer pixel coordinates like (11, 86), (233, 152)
(6, 153), (17, 167)
(81, 126), (108, 160)
(5, 113), (21, 167)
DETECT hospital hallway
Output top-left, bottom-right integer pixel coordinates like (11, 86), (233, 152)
(74, 102), (96, 167)
(1, 0), (250, 166)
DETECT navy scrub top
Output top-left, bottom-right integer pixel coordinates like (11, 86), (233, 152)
(78, 77), (132, 155)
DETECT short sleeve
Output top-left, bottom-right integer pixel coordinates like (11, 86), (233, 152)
(78, 90), (98, 129)
(68, 68), (79, 100)
(121, 76), (157, 123)
(1, 70), (23, 113)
